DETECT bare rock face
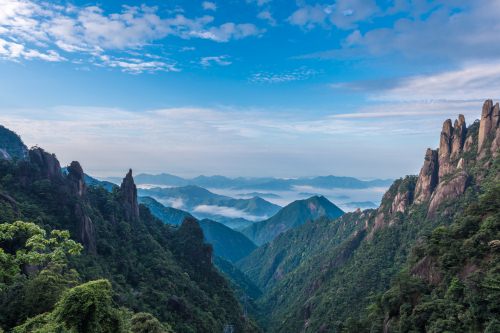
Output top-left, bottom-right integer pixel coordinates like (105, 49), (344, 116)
(492, 127), (500, 158)
(428, 171), (469, 217)
(478, 100), (496, 155)
(120, 169), (140, 221)
(463, 134), (475, 153)
(438, 119), (454, 179)
(414, 149), (439, 204)
(451, 115), (467, 159)
(28, 147), (63, 182)
(75, 203), (97, 254)
(67, 161), (86, 197)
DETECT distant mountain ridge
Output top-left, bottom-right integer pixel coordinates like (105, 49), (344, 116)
(137, 196), (257, 263)
(138, 185), (281, 229)
(236, 100), (500, 332)
(241, 195), (344, 245)
(110, 172), (392, 190)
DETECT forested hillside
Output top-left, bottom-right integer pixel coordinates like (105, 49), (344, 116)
(239, 100), (500, 332)
(0, 136), (259, 332)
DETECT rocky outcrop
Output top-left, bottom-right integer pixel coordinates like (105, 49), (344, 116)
(28, 147), (63, 182)
(451, 115), (467, 159)
(438, 116), (467, 179)
(414, 149), (439, 204)
(478, 100), (495, 153)
(428, 171), (469, 217)
(75, 203), (97, 254)
(120, 169), (140, 221)
(370, 176), (416, 237)
(67, 161), (86, 197)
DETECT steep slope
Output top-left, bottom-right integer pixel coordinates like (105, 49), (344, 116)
(0, 125), (28, 161)
(139, 185), (281, 229)
(241, 100), (500, 332)
(237, 212), (370, 291)
(138, 196), (257, 263)
(241, 195), (344, 245)
(359, 178), (499, 333)
(138, 196), (193, 226)
(198, 219), (257, 263)
(0, 134), (258, 332)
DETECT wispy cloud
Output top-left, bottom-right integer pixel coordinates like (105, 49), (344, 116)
(0, 101), (486, 178)
(193, 204), (267, 221)
(298, 1), (500, 64)
(202, 2), (217, 11)
(200, 55), (232, 67)
(250, 68), (317, 83)
(288, 1), (379, 30)
(0, 0), (261, 72)
(331, 62), (500, 103)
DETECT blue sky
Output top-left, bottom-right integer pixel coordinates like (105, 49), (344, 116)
(0, 0), (499, 178)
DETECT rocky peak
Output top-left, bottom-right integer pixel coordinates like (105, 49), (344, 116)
(120, 169), (140, 221)
(451, 114), (467, 159)
(478, 100), (500, 158)
(438, 116), (467, 179)
(414, 148), (439, 204)
(28, 147), (63, 182)
(67, 161), (86, 197)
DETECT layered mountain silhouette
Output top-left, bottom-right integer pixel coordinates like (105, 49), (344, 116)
(122, 172), (392, 190)
(241, 195), (344, 245)
(139, 185), (281, 229)
(0, 128), (259, 332)
(237, 100), (500, 332)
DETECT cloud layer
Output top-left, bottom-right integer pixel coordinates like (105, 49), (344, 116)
(0, 0), (261, 72)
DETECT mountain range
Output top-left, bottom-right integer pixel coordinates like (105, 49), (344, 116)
(0, 127), (259, 332)
(0, 99), (499, 333)
(241, 195), (344, 246)
(138, 185), (281, 229)
(236, 100), (500, 332)
(110, 172), (393, 191)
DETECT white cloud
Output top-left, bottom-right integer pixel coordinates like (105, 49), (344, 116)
(0, 37), (65, 61)
(193, 204), (267, 221)
(98, 55), (180, 74)
(0, 0), (261, 71)
(246, 0), (271, 7)
(301, 0), (500, 63)
(200, 55), (231, 67)
(202, 2), (217, 11)
(257, 10), (276, 26)
(370, 62), (500, 102)
(0, 98), (489, 179)
(288, 1), (379, 30)
(250, 68), (317, 83)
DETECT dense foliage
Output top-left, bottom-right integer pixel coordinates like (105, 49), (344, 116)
(352, 179), (500, 332)
(0, 153), (258, 332)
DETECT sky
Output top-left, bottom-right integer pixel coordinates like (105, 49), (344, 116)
(0, 0), (500, 178)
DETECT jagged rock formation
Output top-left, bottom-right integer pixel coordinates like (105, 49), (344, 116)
(67, 161), (87, 197)
(478, 100), (500, 156)
(370, 176), (416, 237)
(74, 202), (97, 254)
(411, 102), (500, 217)
(28, 148), (63, 182)
(414, 149), (439, 204)
(119, 169), (140, 221)
(67, 161), (96, 254)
